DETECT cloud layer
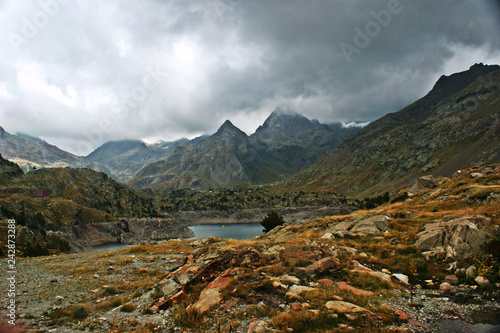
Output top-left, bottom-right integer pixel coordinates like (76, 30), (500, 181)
(1, 0), (499, 155)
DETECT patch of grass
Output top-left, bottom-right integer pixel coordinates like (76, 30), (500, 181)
(173, 303), (207, 329)
(120, 303), (136, 312)
(270, 309), (339, 332)
(48, 304), (91, 325)
(95, 296), (130, 311)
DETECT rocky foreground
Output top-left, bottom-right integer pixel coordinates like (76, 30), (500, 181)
(1, 164), (500, 332)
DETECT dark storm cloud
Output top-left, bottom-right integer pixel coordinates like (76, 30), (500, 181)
(0, 0), (498, 155)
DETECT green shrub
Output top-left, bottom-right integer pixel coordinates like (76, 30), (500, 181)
(261, 211), (285, 232)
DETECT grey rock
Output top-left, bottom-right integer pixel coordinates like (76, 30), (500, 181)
(466, 265), (478, 280)
(415, 215), (499, 261)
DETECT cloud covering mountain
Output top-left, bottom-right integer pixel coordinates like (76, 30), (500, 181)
(0, 0), (499, 155)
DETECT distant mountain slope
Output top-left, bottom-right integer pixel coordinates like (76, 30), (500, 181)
(287, 63), (500, 197)
(131, 111), (345, 190)
(86, 138), (199, 183)
(0, 155), (156, 228)
(0, 153), (24, 183)
(0, 127), (109, 174)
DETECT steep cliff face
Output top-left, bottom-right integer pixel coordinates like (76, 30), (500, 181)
(288, 64), (500, 197)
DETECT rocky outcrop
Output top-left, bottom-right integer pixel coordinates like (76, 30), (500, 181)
(415, 215), (499, 261)
(190, 269), (234, 313)
(325, 215), (389, 238)
(408, 175), (437, 195)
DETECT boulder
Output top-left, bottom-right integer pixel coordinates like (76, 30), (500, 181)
(327, 215), (389, 238)
(415, 215), (499, 261)
(191, 269), (233, 313)
(391, 273), (409, 285)
(408, 175), (436, 195)
(303, 257), (341, 276)
(349, 215), (389, 236)
(325, 301), (370, 314)
(475, 276), (491, 287)
(439, 282), (453, 291)
(286, 285), (316, 299)
(466, 265), (478, 280)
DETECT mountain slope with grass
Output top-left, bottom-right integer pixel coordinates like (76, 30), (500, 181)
(0, 154), (162, 254)
(287, 63), (500, 198)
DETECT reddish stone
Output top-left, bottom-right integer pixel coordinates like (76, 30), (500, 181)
(304, 257), (341, 275)
(191, 269), (233, 313)
(392, 309), (408, 322)
(318, 279), (334, 286)
(409, 320), (429, 329)
(280, 244), (318, 266)
(166, 290), (188, 307)
(291, 303), (303, 311)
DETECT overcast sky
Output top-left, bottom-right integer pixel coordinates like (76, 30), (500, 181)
(1, 0), (499, 155)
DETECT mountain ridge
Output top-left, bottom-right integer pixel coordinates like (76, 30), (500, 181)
(286, 63), (500, 197)
(130, 110), (346, 190)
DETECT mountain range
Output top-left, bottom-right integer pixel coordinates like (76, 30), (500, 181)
(1, 63), (498, 196)
(0, 110), (360, 187)
(130, 109), (348, 189)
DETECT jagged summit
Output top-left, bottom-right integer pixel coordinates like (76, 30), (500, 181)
(214, 120), (247, 138)
(431, 63), (499, 98)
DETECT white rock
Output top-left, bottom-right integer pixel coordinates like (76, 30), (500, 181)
(392, 273), (409, 285)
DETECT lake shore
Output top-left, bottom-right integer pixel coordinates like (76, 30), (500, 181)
(165, 206), (354, 226)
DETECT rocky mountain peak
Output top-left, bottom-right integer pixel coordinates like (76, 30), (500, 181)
(214, 120), (247, 138)
(0, 126), (4, 139)
(254, 108), (332, 142)
(262, 108), (310, 129)
(430, 63), (499, 98)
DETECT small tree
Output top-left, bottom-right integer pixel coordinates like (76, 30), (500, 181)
(261, 210), (285, 233)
